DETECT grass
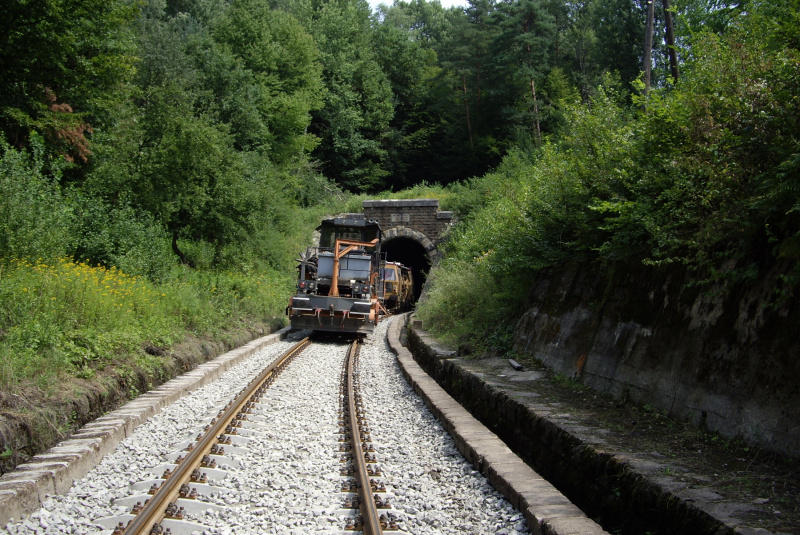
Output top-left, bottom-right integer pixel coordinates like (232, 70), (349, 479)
(0, 257), (294, 392)
(415, 256), (523, 355)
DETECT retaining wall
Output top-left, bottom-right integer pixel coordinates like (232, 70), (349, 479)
(511, 262), (800, 457)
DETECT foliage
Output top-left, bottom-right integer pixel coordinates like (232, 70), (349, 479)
(0, 258), (176, 388)
(0, 135), (74, 260)
(2, 0), (799, 406)
(72, 199), (175, 282)
(0, 257), (293, 390)
(306, 0), (395, 192)
(82, 1), (333, 270)
(0, 0), (348, 397)
(0, 0), (138, 162)
(213, 0), (324, 162)
(416, 255), (522, 352)
(343, 181), (454, 213)
(419, 3), (800, 347)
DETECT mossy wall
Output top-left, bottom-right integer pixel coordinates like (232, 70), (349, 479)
(512, 261), (800, 457)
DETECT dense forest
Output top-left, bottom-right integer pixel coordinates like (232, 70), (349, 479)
(1, 0), (799, 431)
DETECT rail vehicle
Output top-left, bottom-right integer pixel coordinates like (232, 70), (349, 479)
(287, 217), (384, 334)
(380, 261), (414, 312)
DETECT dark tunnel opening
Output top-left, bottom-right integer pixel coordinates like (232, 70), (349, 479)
(381, 237), (431, 302)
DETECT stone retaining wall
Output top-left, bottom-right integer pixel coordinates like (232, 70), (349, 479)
(512, 262), (800, 457)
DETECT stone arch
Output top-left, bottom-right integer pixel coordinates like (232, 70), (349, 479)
(381, 226), (439, 262)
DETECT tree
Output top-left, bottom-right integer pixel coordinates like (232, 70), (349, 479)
(561, 0), (600, 99)
(591, 0), (648, 89)
(378, 0), (453, 44)
(307, 0), (394, 191)
(492, 0), (557, 144)
(376, 0), (483, 186)
(644, 0), (656, 93)
(674, 0), (749, 37)
(86, 1), (314, 266)
(663, 0), (679, 81)
(214, 0), (324, 163)
(0, 0), (138, 162)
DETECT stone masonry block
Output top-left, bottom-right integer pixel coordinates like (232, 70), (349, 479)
(0, 471), (53, 505)
(539, 514), (610, 535)
(0, 484), (40, 527)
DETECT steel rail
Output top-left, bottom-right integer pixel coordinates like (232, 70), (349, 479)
(121, 337), (311, 535)
(346, 339), (383, 535)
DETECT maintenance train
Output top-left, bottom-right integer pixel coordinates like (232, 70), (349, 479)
(287, 217), (384, 334)
(381, 261), (413, 313)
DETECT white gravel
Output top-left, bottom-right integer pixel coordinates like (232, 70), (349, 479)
(358, 319), (528, 534)
(2, 320), (528, 534)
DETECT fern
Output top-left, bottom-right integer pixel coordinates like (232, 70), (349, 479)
(779, 234), (800, 260)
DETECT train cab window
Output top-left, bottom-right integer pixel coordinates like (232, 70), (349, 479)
(337, 227), (365, 242)
(320, 225), (366, 247)
(319, 219), (381, 248)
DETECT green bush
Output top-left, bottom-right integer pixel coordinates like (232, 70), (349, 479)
(416, 256), (520, 352)
(0, 257), (293, 390)
(0, 258), (178, 388)
(0, 135), (75, 261)
(73, 199), (175, 282)
(418, 6), (800, 350)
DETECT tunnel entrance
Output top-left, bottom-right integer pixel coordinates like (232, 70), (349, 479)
(381, 236), (431, 302)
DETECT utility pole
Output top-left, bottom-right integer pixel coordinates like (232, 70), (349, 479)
(663, 0), (679, 81)
(643, 0), (655, 95)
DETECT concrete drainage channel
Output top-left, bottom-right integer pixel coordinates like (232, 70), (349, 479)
(402, 317), (773, 535)
(386, 316), (609, 535)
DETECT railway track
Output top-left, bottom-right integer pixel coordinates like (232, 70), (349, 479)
(2, 320), (528, 535)
(339, 338), (396, 534)
(108, 337), (398, 535)
(109, 338), (311, 534)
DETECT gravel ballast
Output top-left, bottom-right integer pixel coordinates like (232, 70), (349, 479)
(1, 319), (528, 534)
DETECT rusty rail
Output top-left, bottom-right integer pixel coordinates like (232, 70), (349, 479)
(345, 339), (383, 535)
(118, 337), (310, 535)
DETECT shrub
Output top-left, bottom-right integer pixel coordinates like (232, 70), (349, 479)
(0, 135), (74, 261)
(0, 258), (292, 390)
(418, 6), (800, 350)
(73, 199), (175, 282)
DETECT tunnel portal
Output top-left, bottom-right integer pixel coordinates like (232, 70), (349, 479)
(359, 198), (454, 304)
